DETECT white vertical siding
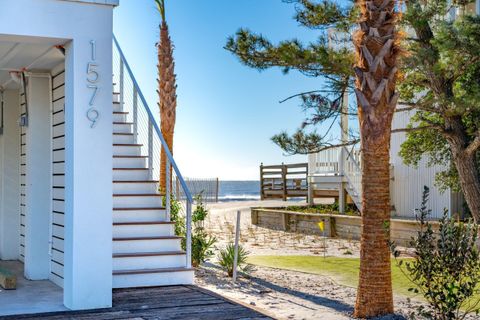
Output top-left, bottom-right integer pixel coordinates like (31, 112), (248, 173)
(390, 110), (451, 219)
(50, 67), (65, 287)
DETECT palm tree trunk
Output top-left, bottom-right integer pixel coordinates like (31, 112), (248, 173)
(353, 0), (400, 316)
(158, 20), (177, 193)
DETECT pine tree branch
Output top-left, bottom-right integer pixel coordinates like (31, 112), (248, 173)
(391, 126), (441, 134)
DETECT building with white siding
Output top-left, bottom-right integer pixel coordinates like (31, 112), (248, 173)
(308, 108), (465, 219)
(0, 0), (194, 316)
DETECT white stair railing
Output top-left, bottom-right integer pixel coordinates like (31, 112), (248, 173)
(113, 35), (193, 269)
(342, 146), (362, 211)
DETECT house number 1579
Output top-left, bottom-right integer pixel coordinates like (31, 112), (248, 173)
(86, 40), (100, 128)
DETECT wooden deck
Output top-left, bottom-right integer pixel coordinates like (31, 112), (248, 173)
(1, 285), (271, 320)
(260, 163), (308, 201)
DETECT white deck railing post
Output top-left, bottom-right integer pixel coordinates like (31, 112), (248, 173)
(186, 200), (192, 268)
(147, 121), (153, 180)
(119, 59), (124, 113)
(339, 147), (346, 214)
(166, 159), (171, 220)
(132, 86), (138, 143)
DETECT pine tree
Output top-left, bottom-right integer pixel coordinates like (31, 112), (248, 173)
(226, 0), (480, 316)
(225, 0), (480, 221)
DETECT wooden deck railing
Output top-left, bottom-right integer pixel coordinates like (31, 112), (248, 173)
(260, 163), (308, 201)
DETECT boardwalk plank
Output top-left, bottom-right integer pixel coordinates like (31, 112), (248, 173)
(0, 286), (270, 320)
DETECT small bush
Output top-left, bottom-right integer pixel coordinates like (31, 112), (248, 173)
(284, 203), (359, 215)
(218, 243), (252, 277)
(169, 194), (216, 267)
(390, 186), (480, 320)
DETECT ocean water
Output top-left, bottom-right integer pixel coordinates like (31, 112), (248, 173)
(218, 181), (260, 202)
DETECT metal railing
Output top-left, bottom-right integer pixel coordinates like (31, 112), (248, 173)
(113, 35), (193, 268)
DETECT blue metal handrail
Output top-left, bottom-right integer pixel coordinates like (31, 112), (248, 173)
(113, 35), (193, 268)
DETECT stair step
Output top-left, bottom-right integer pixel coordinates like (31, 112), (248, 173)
(114, 221), (173, 225)
(113, 122), (132, 133)
(113, 133), (135, 144)
(113, 92), (120, 103)
(113, 250), (184, 258)
(113, 221), (173, 237)
(113, 180), (159, 194)
(113, 251), (186, 272)
(113, 102), (123, 112)
(113, 112), (128, 123)
(113, 144), (143, 156)
(113, 207), (165, 211)
(113, 194), (163, 208)
(113, 155), (146, 168)
(112, 267), (194, 288)
(113, 267), (193, 275)
(113, 236), (182, 254)
(113, 208), (166, 223)
(113, 168), (149, 180)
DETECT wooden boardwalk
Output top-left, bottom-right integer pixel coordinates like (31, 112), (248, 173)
(1, 285), (271, 320)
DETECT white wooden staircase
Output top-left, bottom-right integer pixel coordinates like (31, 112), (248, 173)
(308, 147), (363, 212)
(111, 38), (194, 288)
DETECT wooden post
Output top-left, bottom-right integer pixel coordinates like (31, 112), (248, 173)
(282, 163), (287, 201)
(233, 210), (241, 282)
(260, 163), (264, 200)
(308, 176), (314, 205)
(175, 177), (180, 200)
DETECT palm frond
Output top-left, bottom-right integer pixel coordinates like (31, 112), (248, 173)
(154, 0), (166, 22)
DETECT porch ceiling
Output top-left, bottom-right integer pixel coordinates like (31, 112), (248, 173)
(0, 39), (65, 90)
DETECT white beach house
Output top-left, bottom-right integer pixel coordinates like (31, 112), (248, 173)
(308, 110), (465, 219)
(0, 0), (194, 315)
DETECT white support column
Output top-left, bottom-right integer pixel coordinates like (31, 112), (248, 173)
(339, 91), (349, 214)
(63, 34), (113, 310)
(0, 90), (20, 260)
(24, 76), (52, 280)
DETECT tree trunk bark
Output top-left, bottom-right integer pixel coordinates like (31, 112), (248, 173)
(452, 150), (480, 222)
(352, 0), (398, 316)
(158, 20), (177, 194)
(354, 147), (394, 317)
(160, 129), (174, 193)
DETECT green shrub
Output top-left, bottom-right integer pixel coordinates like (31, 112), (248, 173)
(391, 186), (480, 320)
(169, 197), (185, 237)
(284, 203), (359, 215)
(169, 195), (216, 267)
(218, 243), (252, 277)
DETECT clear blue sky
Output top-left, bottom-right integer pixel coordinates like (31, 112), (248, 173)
(113, 0), (338, 180)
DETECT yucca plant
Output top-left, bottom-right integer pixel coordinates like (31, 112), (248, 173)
(155, 0), (177, 193)
(217, 243), (252, 277)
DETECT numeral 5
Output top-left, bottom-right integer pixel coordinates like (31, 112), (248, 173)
(87, 62), (99, 83)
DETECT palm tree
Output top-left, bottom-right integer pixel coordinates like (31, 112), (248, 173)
(352, 0), (400, 317)
(156, 0), (177, 192)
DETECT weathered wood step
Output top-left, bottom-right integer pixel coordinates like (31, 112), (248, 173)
(0, 266), (17, 290)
